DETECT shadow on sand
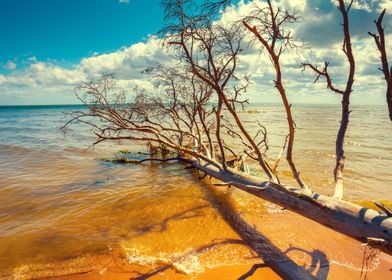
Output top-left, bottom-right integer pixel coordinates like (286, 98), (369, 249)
(129, 182), (330, 280)
(203, 185), (330, 280)
(130, 238), (248, 280)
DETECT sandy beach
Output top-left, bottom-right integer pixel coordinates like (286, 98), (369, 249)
(42, 204), (392, 280)
(28, 190), (392, 279)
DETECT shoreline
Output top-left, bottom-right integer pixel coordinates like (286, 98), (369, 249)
(5, 196), (392, 280)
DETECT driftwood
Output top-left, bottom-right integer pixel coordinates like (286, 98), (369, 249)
(181, 157), (392, 255)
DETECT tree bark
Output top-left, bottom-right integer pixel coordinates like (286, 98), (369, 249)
(388, 77), (392, 121)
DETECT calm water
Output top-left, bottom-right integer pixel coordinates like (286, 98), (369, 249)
(0, 104), (391, 279)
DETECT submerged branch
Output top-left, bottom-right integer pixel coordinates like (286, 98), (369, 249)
(109, 156), (180, 164)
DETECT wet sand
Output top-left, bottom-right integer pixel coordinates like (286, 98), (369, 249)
(46, 264), (281, 280)
(41, 187), (392, 280)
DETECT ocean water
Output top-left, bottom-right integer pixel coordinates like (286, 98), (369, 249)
(0, 104), (391, 279)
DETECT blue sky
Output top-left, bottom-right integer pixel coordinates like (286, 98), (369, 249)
(0, 0), (164, 67)
(0, 0), (391, 105)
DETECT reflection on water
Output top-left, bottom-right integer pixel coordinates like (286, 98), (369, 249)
(0, 104), (392, 279)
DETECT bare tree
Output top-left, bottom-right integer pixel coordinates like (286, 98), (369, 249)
(64, 0), (392, 255)
(302, 0), (355, 199)
(65, 0), (274, 177)
(64, 70), (223, 168)
(242, 0), (307, 189)
(161, 0), (275, 179)
(369, 9), (392, 121)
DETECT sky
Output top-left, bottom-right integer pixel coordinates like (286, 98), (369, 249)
(0, 0), (164, 64)
(0, 0), (391, 105)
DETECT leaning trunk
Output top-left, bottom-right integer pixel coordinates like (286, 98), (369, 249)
(182, 157), (392, 255)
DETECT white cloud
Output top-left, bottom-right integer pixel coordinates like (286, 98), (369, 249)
(328, 0), (392, 13)
(27, 56), (37, 62)
(221, 0), (388, 105)
(379, 0), (392, 11)
(119, 0), (130, 4)
(0, 0), (390, 105)
(0, 36), (173, 104)
(329, 0), (375, 12)
(281, 0), (308, 13)
(78, 36), (170, 80)
(5, 61), (17, 70)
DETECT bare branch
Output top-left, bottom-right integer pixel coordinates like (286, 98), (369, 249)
(243, 0), (307, 189)
(301, 62), (345, 94)
(368, 8), (392, 121)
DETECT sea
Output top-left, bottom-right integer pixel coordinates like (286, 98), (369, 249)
(0, 104), (391, 279)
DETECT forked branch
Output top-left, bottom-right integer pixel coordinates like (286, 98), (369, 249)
(243, 0), (307, 189)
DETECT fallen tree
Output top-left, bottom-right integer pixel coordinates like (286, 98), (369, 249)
(186, 159), (392, 255)
(64, 73), (392, 257)
(64, 0), (392, 256)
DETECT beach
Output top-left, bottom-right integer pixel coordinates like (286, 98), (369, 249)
(9, 189), (392, 279)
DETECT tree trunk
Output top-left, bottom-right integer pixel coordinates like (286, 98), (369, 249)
(369, 9), (392, 121)
(332, 0), (355, 199)
(387, 76), (392, 121)
(183, 158), (392, 254)
(333, 96), (350, 199)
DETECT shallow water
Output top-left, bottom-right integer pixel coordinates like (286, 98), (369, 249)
(0, 104), (391, 279)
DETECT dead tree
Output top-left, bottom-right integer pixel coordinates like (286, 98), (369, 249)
(161, 0), (275, 179)
(302, 0), (355, 200)
(65, 0), (392, 255)
(64, 70), (222, 168)
(242, 0), (307, 189)
(369, 9), (392, 121)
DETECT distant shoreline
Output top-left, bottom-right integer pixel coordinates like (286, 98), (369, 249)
(0, 103), (387, 108)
